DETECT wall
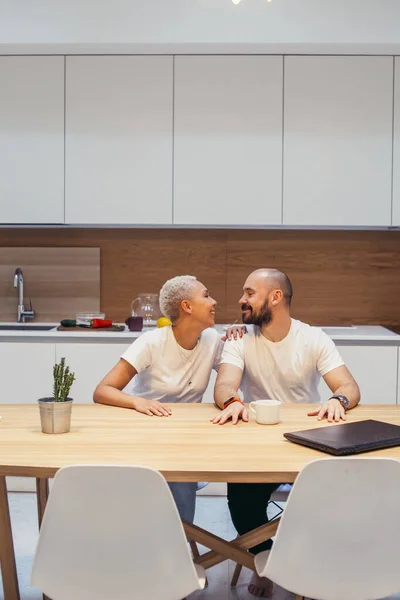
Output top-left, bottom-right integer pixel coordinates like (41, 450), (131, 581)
(1, 0), (400, 52)
(1, 228), (399, 327)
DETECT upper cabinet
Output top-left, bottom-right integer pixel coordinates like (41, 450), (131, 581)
(65, 56), (173, 225)
(0, 56), (64, 224)
(173, 56), (283, 226)
(1, 54), (397, 228)
(283, 56), (393, 227)
(393, 57), (400, 227)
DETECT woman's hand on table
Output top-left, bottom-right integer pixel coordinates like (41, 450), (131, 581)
(211, 401), (249, 425)
(133, 397), (172, 417)
(307, 399), (346, 423)
(221, 325), (247, 342)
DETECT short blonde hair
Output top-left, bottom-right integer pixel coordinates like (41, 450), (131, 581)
(159, 275), (198, 322)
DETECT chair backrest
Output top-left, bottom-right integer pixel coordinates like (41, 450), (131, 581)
(31, 465), (202, 600)
(263, 457), (400, 600)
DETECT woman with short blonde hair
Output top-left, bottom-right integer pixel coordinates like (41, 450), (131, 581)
(94, 275), (223, 522)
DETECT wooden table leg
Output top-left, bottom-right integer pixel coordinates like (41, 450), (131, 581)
(188, 540), (209, 587)
(229, 520), (280, 587)
(184, 518), (280, 570)
(231, 562), (242, 587)
(183, 520), (256, 571)
(36, 478), (49, 528)
(36, 478), (50, 600)
(189, 539), (200, 559)
(0, 476), (20, 600)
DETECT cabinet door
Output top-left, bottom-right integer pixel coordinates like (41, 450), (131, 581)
(65, 56), (173, 225)
(318, 345), (398, 405)
(56, 343), (131, 403)
(283, 56), (393, 227)
(0, 57), (64, 224)
(174, 56), (283, 225)
(0, 342), (55, 403)
(393, 57), (400, 226)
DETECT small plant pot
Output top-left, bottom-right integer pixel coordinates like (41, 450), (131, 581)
(38, 398), (73, 434)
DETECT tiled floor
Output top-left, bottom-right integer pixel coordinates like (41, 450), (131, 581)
(1, 493), (400, 600)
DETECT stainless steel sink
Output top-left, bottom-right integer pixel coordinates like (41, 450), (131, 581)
(0, 325), (55, 331)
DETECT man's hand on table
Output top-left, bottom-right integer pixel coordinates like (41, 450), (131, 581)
(307, 398), (346, 423)
(211, 401), (249, 425)
(133, 397), (172, 417)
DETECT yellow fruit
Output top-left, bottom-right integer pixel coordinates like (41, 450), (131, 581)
(157, 317), (172, 328)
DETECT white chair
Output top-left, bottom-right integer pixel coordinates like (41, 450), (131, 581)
(31, 465), (206, 600)
(255, 457), (400, 600)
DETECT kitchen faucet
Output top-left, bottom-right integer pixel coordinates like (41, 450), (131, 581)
(13, 268), (35, 323)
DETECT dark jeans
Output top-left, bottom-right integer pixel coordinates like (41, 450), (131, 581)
(228, 482), (280, 555)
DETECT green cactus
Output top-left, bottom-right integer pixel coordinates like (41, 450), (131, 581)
(53, 357), (76, 402)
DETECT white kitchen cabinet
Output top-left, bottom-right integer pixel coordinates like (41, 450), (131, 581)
(283, 56), (393, 227)
(174, 56), (283, 226)
(65, 56), (173, 225)
(0, 57), (64, 224)
(55, 343), (131, 403)
(393, 57), (400, 226)
(0, 342), (56, 403)
(318, 345), (398, 405)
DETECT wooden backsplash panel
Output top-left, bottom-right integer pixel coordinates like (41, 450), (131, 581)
(0, 229), (399, 326)
(226, 230), (400, 326)
(0, 247), (100, 321)
(0, 230), (227, 323)
(102, 229), (227, 321)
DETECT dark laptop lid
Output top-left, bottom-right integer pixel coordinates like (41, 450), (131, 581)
(284, 419), (400, 456)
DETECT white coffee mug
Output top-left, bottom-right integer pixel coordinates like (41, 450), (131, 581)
(249, 399), (281, 425)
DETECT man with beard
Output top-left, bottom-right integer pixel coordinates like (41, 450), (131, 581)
(212, 268), (360, 598)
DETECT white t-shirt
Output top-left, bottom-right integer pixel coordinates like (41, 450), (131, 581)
(221, 319), (344, 405)
(121, 325), (223, 403)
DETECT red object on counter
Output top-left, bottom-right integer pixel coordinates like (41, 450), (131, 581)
(90, 319), (113, 328)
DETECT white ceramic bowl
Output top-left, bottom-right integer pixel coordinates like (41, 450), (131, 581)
(76, 312), (105, 326)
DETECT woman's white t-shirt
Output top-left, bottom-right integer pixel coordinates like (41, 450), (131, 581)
(121, 325), (223, 403)
(221, 319), (344, 405)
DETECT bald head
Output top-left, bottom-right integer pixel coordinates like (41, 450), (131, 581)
(250, 269), (293, 306)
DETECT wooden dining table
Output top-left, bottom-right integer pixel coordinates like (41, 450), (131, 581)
(1, 402), (400, 600)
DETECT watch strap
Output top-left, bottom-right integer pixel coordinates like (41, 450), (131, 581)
(223, 396), (244, 409)
(330, 394), (350, 410)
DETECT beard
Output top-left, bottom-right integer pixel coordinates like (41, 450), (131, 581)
(241, 299), (273, 327)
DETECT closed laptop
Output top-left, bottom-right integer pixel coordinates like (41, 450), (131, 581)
(284, 419), (400, 456)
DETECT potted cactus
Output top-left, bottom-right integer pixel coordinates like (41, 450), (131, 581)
(38, 358), (76, 434)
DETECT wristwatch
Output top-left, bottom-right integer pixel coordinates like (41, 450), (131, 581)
(330, 394), (350, 411)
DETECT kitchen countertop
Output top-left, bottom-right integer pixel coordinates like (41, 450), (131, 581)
(0, 323), (398, 344)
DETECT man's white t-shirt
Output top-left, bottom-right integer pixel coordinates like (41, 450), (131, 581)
(121, 325), (223, 403)
(221, 319), (344, 405)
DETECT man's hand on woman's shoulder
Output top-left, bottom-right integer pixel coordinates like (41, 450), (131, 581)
(221, 325), (247, 342)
